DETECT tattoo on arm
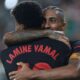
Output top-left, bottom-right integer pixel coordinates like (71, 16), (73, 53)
(3, 30), (70, 47)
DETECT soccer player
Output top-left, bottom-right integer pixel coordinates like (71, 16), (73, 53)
(2, 3), (80, 80)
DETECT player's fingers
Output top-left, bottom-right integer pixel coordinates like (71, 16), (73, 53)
(9, 71), (17, 76)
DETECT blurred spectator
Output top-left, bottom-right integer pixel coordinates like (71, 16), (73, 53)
(60, 0), (80, 40)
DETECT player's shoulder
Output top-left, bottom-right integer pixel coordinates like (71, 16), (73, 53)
(70, 40), (80, 52)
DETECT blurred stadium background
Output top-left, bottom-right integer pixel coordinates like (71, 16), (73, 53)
(0, 0), (80, 80)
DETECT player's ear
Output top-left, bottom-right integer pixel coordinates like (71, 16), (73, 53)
(15, 22), (25, 32)
(62, 21), (67, 31)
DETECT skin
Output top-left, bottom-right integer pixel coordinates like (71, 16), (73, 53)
(4, 8), (80, 80)
(42, 9), (65, 31)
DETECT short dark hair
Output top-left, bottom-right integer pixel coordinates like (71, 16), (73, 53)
(43, 6), (65, 23)
(11, 1), (43, 29)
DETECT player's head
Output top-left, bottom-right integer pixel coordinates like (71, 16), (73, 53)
(43, 6), (66, 31)
(11, 1), (43, 31)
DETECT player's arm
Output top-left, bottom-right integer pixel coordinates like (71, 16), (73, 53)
(9, 54), (80, 80)
(30, 52), (80, 80)
(3, 30), (48, 46)
(31, 52), (80, 79)
(3, 30), (70, 47)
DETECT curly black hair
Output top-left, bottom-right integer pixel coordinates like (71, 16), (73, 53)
(11, 1), (43, 29)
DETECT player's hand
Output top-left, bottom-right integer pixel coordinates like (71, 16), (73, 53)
(9, 62), (33, 80)
(47, 30), (70, 47)
(58, 35), (70, 47)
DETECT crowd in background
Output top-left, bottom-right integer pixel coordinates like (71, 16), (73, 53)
(0, 0), (80, 51)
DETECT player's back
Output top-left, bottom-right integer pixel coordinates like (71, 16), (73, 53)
(0, 37), (71, 80)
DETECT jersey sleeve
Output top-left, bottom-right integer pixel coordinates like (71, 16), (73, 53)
(71, 40), (80, 52)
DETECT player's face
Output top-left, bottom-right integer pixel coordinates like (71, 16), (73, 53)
(43, 9), (65, 31)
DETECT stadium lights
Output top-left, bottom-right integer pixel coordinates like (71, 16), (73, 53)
(4, 0), (18, 9)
